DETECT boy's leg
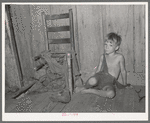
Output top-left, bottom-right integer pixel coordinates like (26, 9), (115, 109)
(75, 76), (98, 93)
(102, 85), (116, 98)
(84, 77), (98, 88)
(81, 85), (116, 98)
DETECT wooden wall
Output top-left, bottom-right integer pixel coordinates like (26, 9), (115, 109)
(5, 22), (21, 88)
(10, 5), (34, 82)
(101, 5), (145, 85)
(6, 4), (145, 86)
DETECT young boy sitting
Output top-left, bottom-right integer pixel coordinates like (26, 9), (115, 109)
(75, 32), (131, 98)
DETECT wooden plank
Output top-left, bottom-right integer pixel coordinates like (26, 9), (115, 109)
(69, 9), (75, 50)
(61, 93), (80, 112)
(133, 85), (145, 112)
(42, 101), (58, 112)
(10, 96), (34, 112)
(123, 88), (135, 112)
(30, 5), (50, 55)
(76, 5), (103, 73)
(102, 98), (114, 112)
(32, 95), (51, 112)
(45, 13), (69, 20)
(51, 103), (66, 112)
(69, 8), (80, 88)
(5, 15), (21, 88)
(47, 26), (70, 32)
(10, 5), (34, 81)
(82, 94), (99, 112)
(30, 5), (51, 80)
(67, 53), (73, 96)
(30, 92), (50, 112)
(12, 81), (36, 99)
(112, 88), (126, 112)
(74, 6), (81, 70)
(133, 5), (145, 73)
(41, 12), (49, 50)
(49, 38), (71, 44)
(91, 96), (109, 112)
(6, 93), (38, 112)
(5, 99), (19, 112)
(62, 93), (98, 112)
(5, 5), (23, 86)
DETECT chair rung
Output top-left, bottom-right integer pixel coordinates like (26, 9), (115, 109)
(47, 26), (70, 32)
(49, 38), (71, 44)
(45, 13), (69, 20)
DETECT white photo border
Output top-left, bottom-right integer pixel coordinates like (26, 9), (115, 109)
(2, 2), (148, 121)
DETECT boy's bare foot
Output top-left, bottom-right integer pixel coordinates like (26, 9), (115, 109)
(74, 86), (85, 93)
(81, 89), (93, 94)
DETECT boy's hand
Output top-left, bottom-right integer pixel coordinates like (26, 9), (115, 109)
(91, 66), (97, 76)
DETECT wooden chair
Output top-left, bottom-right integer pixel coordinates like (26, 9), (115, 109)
(38, 9), (80, 96)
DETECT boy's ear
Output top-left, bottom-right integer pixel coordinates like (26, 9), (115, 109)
(115, 46), (119, 51)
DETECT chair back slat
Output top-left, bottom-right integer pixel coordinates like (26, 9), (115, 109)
(45, 13), (69, 20)
(49, 38), (70, 44)
(47, 26), (70, 32)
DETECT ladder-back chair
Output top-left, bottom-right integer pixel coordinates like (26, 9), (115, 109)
(40, 9), (79, 96)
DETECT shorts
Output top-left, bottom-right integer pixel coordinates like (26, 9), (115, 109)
(85, 71), (116, 90)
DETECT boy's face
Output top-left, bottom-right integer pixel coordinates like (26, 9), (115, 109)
(104, 39), (119, 54)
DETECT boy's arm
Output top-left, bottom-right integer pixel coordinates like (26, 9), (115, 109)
(95, 55), (103, 73)
(119, 55), (127, 85)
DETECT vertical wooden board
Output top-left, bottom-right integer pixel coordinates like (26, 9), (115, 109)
(30, 5), (50, 56)
(5, 24), (20, 88)
(10, 5), (25, 78)
(30, 5), (50, 78)
(76, 5), (104, 73)
(10, 5), (34, 81)
(133, 5), (145, 73)
(101, 5), (107, 39)
(74, 5), (81, 70)
(19, 5), (35, 79)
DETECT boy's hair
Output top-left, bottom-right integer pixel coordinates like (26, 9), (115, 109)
(106, 32), (122, 46)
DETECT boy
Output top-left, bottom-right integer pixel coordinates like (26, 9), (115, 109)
(75, 32), (131, 98)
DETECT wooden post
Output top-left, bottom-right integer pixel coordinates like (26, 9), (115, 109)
(69, 9), (75, 51)
(67, 52), (73, 96)
(41, 12), (49, 50)
(5, 5), (23, 87)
